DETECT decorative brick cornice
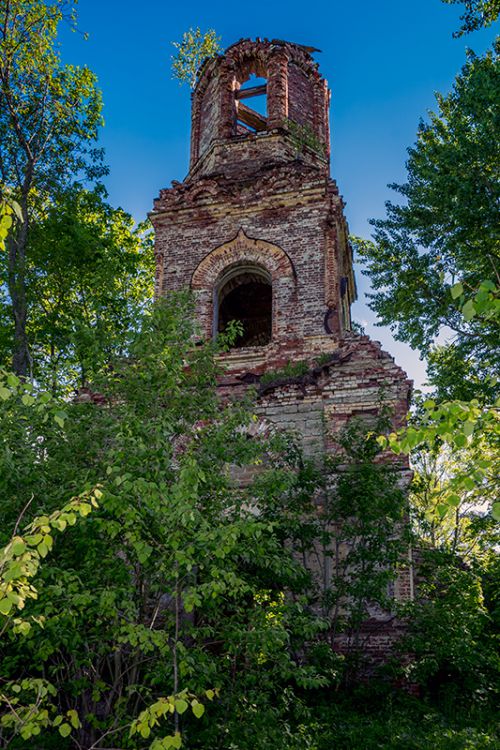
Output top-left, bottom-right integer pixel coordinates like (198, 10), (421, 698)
(151, 160), (332, 219)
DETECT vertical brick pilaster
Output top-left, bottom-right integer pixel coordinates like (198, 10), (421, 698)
(189, 89), (202, 169)
(324, 83), (331, 159)
(267, 49), (289, 130)
(154, 250), (164, 299)
(312, 77), (330, 156)
(218, 61), (236, 140)
(324, 216), (340, 335)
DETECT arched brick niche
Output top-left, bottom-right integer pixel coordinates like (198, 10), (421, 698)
(190, 39), (330, 169)
(190, 228), (296, 343)
(216, 264), (272, 347)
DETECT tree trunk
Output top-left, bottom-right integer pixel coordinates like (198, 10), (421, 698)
(7, 216), (30, 377)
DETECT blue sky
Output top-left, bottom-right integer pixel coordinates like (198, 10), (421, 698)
(61, 1), (497, 389)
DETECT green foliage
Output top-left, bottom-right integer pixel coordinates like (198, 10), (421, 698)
(0, 188), (22, 253)
(378, 392), (499, 518)
(0, 0), (105, 193)
(355, 43), (500, 398)
(0, 678), (82, 742)
(305, 689), (499, 749)
(0, 488), (100, 627)
(0, 293), (323, 748)
(20, 187), (153, 389)
(0, 184), (152, 389)
(0, 0), (106, 374)
(410, 442), (499, 561)
(171, 27), (222, 89)
(5, 298), (462, 749)
(130, 689), (213, 747)
(285, 119), (327, 157)
(400, 549), (499, 705)
(442, 0), (500, 36)
(361, 41), (499, 530)
(0, 298), (497, 748)
(314, 352), (336, 367)
(356, 38), (499, 726)
(260, 359), (310, 385)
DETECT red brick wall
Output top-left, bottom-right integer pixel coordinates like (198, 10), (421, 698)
(287, 62), (315, 130)
(198, 75), (220, 158)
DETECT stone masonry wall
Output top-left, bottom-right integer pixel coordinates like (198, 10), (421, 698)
(214, 333), (414, 666)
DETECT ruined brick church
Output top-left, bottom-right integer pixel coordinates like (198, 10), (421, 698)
(151, 38), (410, 452)
(150, 39), (414, 657)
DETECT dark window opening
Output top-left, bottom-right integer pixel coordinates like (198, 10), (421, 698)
(217, 270), (272, 348)
(235, 75), (267, 135)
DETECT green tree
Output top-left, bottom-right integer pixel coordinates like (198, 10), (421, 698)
(442, 0), (500, 36)
(410, 441), (498, 562)
(171, 27), (221, 89)
(0, 0), (106, 376)
(355, 34), (499, 707)
(406, 431), (499, 704)
(0, 294), (322, 749)
(20, 187), (153, 391)
(400, 548), (499, 705)
(355, 43), (500, 401)
(306, 417), (409, 683)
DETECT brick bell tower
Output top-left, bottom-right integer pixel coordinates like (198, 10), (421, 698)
(151, 38), (411, 459)
(151, 39), (414, 660)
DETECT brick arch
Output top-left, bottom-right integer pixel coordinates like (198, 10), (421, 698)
(191, 228), (296, 290)
(188, 182), (219, 202)
(223, 39), (319, 81)
(190, 228), (297, 342)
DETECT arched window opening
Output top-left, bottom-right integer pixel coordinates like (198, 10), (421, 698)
(216, 266), (272, 348)
(235, 73), (268, 135)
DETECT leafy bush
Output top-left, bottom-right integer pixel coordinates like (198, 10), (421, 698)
(260, 360), (310, 385)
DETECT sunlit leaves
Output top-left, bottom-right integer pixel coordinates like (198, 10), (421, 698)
(0, 369), (66, 427)
(130, 691), (210, 747)
(379, 396), (499, 516)
(0, 190), (21, 251)
(23, 187), (154, 389)
(450, 280), (500, 324)
(0, 488), (100, 622)
(380, 282), (499, 519)
(171, 27), (222, 88)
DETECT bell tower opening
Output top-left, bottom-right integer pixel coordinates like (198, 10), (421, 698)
(235, 73), (268, 135)
(215, 266), (272, 348)
(188, 39), (332, 173)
